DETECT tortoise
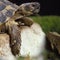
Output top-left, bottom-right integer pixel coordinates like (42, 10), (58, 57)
(0, 0), (40, 56)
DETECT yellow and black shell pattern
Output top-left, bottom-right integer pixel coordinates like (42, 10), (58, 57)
(0, 0), (18, 24)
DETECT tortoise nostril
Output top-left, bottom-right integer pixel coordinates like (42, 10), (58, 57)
(36, 4), (40, 9)
(37, 6), (40, 9)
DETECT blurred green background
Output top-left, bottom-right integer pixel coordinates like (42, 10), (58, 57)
(31, 16), (60, 34)
(18, 16), (60, 60)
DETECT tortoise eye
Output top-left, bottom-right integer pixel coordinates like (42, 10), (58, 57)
(32, 4), (35, 7)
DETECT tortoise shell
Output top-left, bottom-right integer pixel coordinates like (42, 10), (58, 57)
(0, 0), (18, 24)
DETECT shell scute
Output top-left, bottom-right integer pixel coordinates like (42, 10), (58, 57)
(0, 1), (6, 11)
(5, 9), (14, 17)
(0, 0), (18, 23)
(0, 12), (6, 23)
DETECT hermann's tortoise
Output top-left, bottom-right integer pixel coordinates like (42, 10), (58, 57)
(0, 0), (40, 56)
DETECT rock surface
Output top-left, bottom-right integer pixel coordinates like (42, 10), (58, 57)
(47, 32), (60, 54)
(0, 22), (46, 60)
(0, 34), (16, 60)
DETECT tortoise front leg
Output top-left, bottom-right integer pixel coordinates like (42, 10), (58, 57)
(7, 23), (21, 56)
(15, 17), (34, 27)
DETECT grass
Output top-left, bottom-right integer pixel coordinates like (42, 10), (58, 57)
(31, 16), (60, 34)
(18, 16), (60, 60)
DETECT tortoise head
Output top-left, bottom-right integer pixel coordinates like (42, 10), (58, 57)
(17, 2), (40, 16)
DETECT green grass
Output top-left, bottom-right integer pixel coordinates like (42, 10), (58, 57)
(31, 16), (60, 34)
(18, 16), (60, 60)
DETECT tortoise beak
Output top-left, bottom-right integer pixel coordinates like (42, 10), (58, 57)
(31, 2), (40, 14)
